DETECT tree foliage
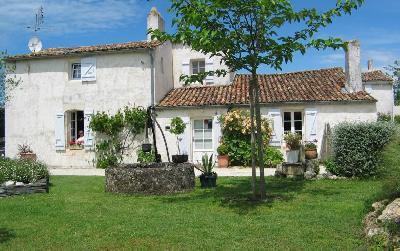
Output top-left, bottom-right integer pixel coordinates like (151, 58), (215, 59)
(89, 106), (147, 168)
(0, 51), (21, 105)
(386, 60), (400, 105)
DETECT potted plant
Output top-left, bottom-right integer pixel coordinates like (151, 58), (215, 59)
(18, 144), (37, 161)
(304, 142), (318, 159)
(68, 140), (83, 150)
(217, 143), (229, 168)
(283, 132), (302, 163)
(264, 147), (284, 168)
(197, 153), (217, 188)
(170, 117), (188, 163)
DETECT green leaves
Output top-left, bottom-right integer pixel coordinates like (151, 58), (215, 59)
(89, 106), (147, 168)
(170, 117), (186, 135)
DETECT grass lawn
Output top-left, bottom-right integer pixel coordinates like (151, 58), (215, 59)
(0, 176), (382, 250)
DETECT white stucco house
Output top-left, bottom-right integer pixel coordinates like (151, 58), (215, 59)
(5, 8), (393, 168)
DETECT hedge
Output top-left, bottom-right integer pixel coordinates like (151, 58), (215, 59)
(0, 158), (49, 184)
(329, 121), (396, 177)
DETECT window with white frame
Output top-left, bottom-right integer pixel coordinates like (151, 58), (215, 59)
(193, 119), (213, 150)
(71, 63), (81, 80)
(283, 111), (303, 135)
(68, 110), (84, 146)
(191, 59), (205, 75)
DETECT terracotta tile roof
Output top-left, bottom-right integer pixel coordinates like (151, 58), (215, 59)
(6, 40), (162, 61)
(362, 70), (393, 82)
(158, 67), (377, 108)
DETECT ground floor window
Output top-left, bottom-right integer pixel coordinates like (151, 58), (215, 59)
(68, 110), (84, 148)
(193, 119), (213, 150)
(283, 111), (303, 135)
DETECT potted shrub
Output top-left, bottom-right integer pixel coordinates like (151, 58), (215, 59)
(304, 142), (318, 159)
(217, 143), (229, 168)
(264, 147), (284, 168)
(197, 154), (217, 188)
(170, 117), (188, 163)
(283, 132), (302, 163)
(18, 144), (37, 161)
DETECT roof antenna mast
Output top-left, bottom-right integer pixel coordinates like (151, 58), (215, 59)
(27, 6), (44, 52)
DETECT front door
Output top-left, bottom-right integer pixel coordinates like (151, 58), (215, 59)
(192, 119), (213, 164)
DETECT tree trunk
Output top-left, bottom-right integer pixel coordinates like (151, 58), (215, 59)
(253, 72), (266, 200)
(248, 74), (258, 199)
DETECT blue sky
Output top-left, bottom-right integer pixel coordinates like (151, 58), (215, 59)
(0, 0), (398, 74)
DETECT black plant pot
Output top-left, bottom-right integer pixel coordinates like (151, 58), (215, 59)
(172, 154), (188, 163)
(199, 174), (217, 188)
(142, 143), (152, 153)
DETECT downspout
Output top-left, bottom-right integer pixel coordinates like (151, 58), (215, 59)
(149, 48), (155, 106)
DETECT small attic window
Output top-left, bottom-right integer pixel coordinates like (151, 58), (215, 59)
(191, 59), (205, 75)
(71, 63), (81, 80)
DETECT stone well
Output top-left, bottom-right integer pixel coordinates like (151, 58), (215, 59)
(105, 162), (195, 195)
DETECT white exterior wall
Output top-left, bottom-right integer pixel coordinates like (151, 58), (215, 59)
(155, 102), (377, 163)
(6, 51), (154, 168)
(363, 81), (394, 115)
(172, 44), (234, 88)
(154, 41), (174, 104)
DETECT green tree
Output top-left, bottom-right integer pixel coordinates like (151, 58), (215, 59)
(150, 0), (363, 200)
(386, 60), (400, 105)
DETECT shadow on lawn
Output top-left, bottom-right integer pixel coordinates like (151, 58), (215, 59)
(0, 227), (15, 244)
(160, 177), (307, 215)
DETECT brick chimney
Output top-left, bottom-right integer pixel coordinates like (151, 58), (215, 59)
(345, 40), (363, 92)
(147, 7), (165, 41)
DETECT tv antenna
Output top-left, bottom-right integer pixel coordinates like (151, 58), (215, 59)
(27, 6), (44, 32)
(27, 6), (45, 52)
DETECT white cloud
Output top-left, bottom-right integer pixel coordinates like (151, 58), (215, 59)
(321, 53), (344, 64)
(364, 50), (397, 68)
(0, 0), (141, 35)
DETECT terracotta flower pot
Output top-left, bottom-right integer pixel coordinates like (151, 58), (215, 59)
(217, 155), (229, 168)
(20, 153), (37, 161)
(305, 149), (318, 160)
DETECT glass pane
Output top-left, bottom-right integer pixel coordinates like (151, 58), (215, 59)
(294, 121), (302, 131)
(284, 112), (291, 121)
(204, 139), (212, 149)
(294, 112), (302, 121)
(193, 129), (203, 139)
(284, 121), (291, 132)
(194, 139), (203, 149)
(194, 120), (203, 129)
(192, 67), (198, 75)
(204, 129), (212, 139)
(199, 60), (205, 68)
(204, 119), (213, 129)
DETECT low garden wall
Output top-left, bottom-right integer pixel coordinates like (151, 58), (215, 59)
(0, 178), (49, 197)
(105, 163), (195, 195)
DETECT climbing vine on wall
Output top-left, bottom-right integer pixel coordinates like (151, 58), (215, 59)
(89, 106), (147, 168)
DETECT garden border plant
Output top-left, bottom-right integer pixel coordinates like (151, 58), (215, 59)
(327, 121), (396, 177)
(89, 106), (147, 169)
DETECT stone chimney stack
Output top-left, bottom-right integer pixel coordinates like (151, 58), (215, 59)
(368, 59), (374, 71)
(147, 7), (165, 41)
(345, 40), (363, 92)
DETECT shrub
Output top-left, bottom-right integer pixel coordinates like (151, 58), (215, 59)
(219, 109), (272, 166)
(331, 121), (396, 177)
(264, 147), (284, 167)
(217, 144), (228, 156)
(137, 149), (156, 164)
(377, 113), (392, 122)
(394, 115), (400, 125)
(324, 158), (339, 175)
(283, 132), (302, 150)
(0, 158), (49, 184)
(170, 117), (187, 154)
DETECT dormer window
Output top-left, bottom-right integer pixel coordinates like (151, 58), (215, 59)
(71, 63), (81, 80)
(191, 59), (205, 75)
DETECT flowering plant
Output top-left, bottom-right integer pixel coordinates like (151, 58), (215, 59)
(68, 140), (83, 146)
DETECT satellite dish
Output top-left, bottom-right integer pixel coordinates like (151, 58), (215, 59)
(28, 36), (43, 53)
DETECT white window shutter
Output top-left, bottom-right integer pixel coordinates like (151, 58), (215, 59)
(305, 108), (318, 142)
(179, 117), (191, 155)
(212, 115), (221, 156)
(205, 57), (214, 83)
(182, 59), (190, 76)
(84, 109), (94, 150)
(55, 113), (65, 151)
(267, 109), (282, 147)
(81, 57), (96, 81)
